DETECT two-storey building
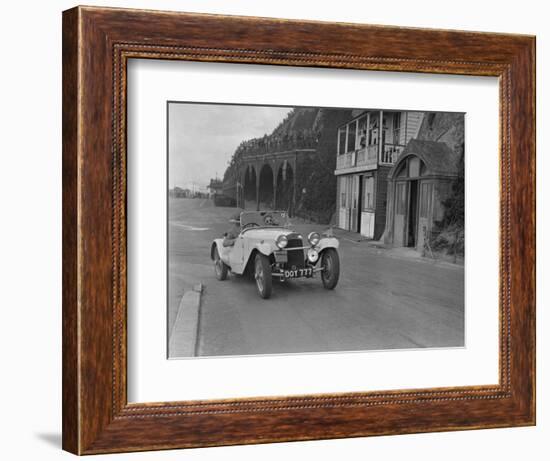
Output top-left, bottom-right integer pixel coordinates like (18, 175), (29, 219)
(335, 110), (424, 239)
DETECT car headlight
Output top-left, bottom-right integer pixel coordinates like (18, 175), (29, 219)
(307, 248), (319, 263)
(308, 232), (320, 246)
(276, 234), (288, 249)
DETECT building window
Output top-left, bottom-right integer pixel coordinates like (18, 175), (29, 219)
(363, 175), (375, 210)
(340, 177), (347, 208)
(393, 112), (401, 144)
(396, 183), (407, 215)
(347, 121), (357, 153)
(358, 116), (368, 147)
(396, 160), (408, 177)
(369, 115), (378, 146)
(338, 126), (347, 155)
(408, 157), (421, 177)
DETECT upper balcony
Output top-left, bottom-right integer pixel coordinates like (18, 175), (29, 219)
(336, 143), (404, 172)
(335, 109), (416, 173)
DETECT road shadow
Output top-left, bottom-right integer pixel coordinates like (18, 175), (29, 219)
(221, 271), (333, 299)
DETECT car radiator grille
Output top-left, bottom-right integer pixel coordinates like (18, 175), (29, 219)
(285, 237), (305, 268)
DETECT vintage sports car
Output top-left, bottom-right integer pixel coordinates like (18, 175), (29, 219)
(210, 211), (340, 299)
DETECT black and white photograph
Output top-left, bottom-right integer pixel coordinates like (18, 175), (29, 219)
(3, 0), (543, 459)
(167, 102), (465, 358)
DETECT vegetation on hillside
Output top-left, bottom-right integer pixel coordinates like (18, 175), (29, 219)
(416, 113), (465, 259)
(293, 109), (353, 223)
(223, 107), (353, 224)
(429, 142), (465, 259)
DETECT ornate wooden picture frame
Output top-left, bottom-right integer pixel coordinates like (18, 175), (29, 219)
(62, 6), (535, 455)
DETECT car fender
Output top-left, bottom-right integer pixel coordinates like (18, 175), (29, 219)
(210, 239), (226, 261)
(254, 241), (275, 257)
(240, 242), (272, 277)
(317, 237), (339, 252)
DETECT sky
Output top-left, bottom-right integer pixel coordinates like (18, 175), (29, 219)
(168, 103), (292, 191)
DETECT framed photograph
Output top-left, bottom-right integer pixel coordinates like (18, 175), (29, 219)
(62, 6), (535, 455)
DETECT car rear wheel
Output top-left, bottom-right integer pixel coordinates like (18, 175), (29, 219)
(321, 248), (340, 290)
(254, 253), (272, 299)
(213, 246), (228, 281)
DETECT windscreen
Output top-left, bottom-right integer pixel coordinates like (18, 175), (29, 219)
(240, 211), (289, 228)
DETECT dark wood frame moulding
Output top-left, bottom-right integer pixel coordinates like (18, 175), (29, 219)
(62, 5), (536, 455)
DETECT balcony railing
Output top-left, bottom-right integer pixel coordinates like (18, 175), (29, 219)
(380, 144), (405, 164)
(336, 143), (404, 170)
(358, 145), (378, 167)
(239, 134), (318, 157)
(336, 151), (355, 169)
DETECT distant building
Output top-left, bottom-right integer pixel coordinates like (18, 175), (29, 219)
(334, 110), (424, 239)
(208, 178), (223, 197)
(209, 177), (236, 207)
(169, 186), (190, 198)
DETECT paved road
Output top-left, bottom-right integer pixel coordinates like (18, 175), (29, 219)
(168, 198), (464, 357)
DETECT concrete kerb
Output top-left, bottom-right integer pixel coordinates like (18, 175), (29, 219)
(168, 283), (203, 358)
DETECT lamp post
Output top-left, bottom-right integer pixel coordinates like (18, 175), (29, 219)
(236, 181), (242, 209)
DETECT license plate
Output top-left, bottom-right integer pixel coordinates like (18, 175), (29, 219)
(283, 268), (313, 278)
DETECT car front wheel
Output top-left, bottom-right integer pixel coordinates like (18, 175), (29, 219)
(254, 253), (272, 299)
(321, 248), (340, 290)
(213, 246), (229, 281)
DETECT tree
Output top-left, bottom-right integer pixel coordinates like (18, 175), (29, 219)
(441, 142), (464, 228)
(431, 142), (465, 259)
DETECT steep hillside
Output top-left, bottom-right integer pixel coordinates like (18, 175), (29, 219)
(271, 108), (322, 136)
(223, 106), (353, 223)
(293, 108), (353, 223)
(417, 112), (465, 258)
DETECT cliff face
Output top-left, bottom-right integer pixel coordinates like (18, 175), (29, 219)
(223, 106), (354, 224)
(293, 108), (353, 223)
(271, 107), (322, 136)
(416, 112), (464, 152)
(416, 112), (465, 256)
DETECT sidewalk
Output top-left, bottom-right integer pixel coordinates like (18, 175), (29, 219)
(330, 226), (464, 268)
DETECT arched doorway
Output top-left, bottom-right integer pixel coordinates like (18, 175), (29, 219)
(392, 155), (428, 248)
(385, 139), (460, 250)
(243, 165), (256, 209)
(258, 164), (274, 210)
(275, 162), (294, 216)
